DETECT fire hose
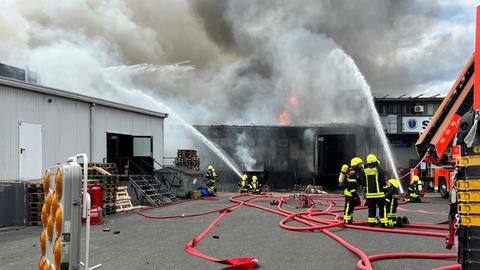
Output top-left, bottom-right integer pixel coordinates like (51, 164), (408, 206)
(137, 193), (459, 270)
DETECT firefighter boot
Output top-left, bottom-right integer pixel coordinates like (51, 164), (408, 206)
(402, 216), (410, 225)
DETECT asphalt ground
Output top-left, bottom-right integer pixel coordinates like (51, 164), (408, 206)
(0, 193), (455, 270)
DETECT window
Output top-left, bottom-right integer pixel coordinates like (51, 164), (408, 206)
(133, 137), (152, 157)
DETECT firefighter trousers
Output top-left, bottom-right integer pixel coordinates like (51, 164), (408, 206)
(386, 198), (398, 226)
(366, 197), (387, 226)
(344, 197), (358, 224)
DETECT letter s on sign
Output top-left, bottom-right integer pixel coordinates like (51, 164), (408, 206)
(422, 120), (430, 129)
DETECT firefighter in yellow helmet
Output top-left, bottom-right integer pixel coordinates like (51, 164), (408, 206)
(205, 165), (218, 196)
(342, 157), (363, 224)
(250, 175), (261, 194)
(385, 179), (401, 227)
(239, 175), (249, 193)
(364, 154), (388, 227)
(408, 175), (422, 203)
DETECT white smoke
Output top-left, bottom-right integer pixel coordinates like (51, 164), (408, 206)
(235, 133), (257, 171)
(0, 0), (473, 127)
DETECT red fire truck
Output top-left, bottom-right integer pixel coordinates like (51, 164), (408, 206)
(415, 54), (474, 198)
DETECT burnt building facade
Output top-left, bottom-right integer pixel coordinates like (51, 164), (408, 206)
(192, 125), (382, 191)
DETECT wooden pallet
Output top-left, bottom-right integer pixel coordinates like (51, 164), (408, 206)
(115, 186), (133, 212)
(27, 180), (45, 226)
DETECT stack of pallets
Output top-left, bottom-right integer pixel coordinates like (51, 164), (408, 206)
(174, 149), (200, 171)
(27, 180), (44, 226)
(116, 186), (133, 212)
(86, 163), (118, 176)
(87, 175), (120, 216)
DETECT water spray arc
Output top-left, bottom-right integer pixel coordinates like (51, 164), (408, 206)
(335, 50), (402, 193)
(101, 74), (244, 179)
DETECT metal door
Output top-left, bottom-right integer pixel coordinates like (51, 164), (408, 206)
(19, 122), (42, 179)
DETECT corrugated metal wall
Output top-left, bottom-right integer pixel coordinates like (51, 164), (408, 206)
(0, 85), (89, 180)
(0, 84), (165, 181)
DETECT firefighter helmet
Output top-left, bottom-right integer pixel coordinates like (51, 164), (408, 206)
(208, 165), (214, 171)
(341, 164), (349, 173)
(350, 157), (363, 167)
(388, 179), (399, 189)
(366, 154), (379, 164)
(242, 175), (248, 180)
(252, 176), (258, 182)
(412, 175), (420, 182)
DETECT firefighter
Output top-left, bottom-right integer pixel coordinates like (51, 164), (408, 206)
(205, 165), (218, 196)
(250, 175), (261, 194)
(408, 175), (422, 202)
(385, 179), (401, 227)
(343, 157), (363, 225)
(364, 154), (388, 227)
(239, 175), (249, 193)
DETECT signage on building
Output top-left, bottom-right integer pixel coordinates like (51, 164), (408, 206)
(402, 117), (431, 133)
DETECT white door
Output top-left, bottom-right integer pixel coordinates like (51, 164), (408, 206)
(19, 122), (42, 180)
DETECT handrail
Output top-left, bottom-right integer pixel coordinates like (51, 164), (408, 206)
(150, 158), (185, 188)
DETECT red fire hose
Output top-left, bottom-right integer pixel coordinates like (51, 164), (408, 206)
(138, 193), (459, 270)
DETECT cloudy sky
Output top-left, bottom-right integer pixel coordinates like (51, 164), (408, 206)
(0, 0), (476, 125)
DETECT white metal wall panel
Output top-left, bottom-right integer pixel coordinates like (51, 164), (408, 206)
(0, 85), (90, 180)
(0, 84), (165, 180)
(92, 105), (164, 167)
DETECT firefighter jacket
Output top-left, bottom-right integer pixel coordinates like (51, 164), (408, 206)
(385, 185), (400, 202)
(408, 182), (421, 197)
(205, 171), (218, 186)
(364, 162), (387, 199)
(344, 169), (360, 199)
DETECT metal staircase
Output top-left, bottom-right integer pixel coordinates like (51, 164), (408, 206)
(129, 174), (177, 205)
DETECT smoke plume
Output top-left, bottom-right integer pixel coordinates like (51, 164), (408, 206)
(235, 133), (257, 171)
(0, 1), (474, 126)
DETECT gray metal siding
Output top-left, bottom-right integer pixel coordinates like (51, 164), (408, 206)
(92, 105), (164, 167)
(0, 85), (165, 180)
(0, 85), (90, 180)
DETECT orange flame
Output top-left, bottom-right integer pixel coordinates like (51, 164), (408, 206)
(279, 95), (298, 126)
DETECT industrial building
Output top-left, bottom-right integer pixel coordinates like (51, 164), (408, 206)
(377, 96), (443, 168)
(0, 71), (167, 226)
(166, 96), (444, 192)
(189, 125), (381, 190)
(0, 76), (167, 181)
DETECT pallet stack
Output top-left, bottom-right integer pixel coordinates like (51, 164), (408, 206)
(86, 162), (118, 176)
(87, 176), (119, 216)
(174, 149), (200, 171)
(116, 186), (133, 212)
(27, 180), (45, 226)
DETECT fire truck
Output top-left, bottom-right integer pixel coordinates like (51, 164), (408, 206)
(415, 54), (474, 198)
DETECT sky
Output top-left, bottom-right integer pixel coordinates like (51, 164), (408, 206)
(0, 0), (476, 125)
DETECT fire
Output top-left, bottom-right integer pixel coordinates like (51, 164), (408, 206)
(279, 95), (298, 126)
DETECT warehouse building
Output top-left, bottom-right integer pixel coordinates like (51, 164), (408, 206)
(376, 96), (443, 168)
(0, 75), (168, 182)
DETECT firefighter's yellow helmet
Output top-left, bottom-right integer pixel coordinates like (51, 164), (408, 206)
(242, 175), (248, 180)
(367, 154), (379, 164)
(252, 176), (258, 181)
(208, 165), (214, 171)
(350, 157), (363, 167)
(413, 175), (420, 182)
(388, 179), (399, 189)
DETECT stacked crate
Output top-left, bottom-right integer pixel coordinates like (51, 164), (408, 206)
(87, 162), (118, 176)
(83, 162), (120, 216)
(27, 180), (45, 226)
(174, 149), (200, 171)
(87, 176), (119, 216)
